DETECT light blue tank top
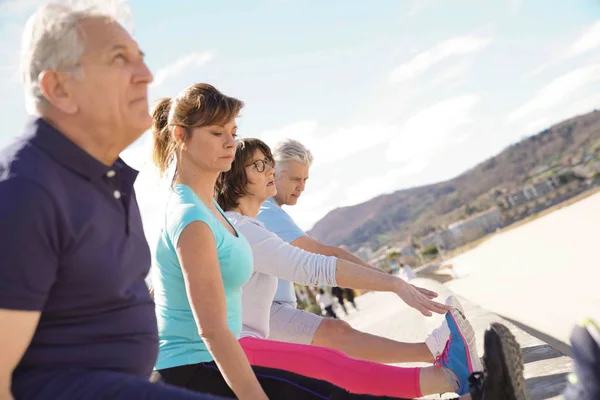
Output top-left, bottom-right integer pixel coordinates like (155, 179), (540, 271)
(152, 184), (253, 369)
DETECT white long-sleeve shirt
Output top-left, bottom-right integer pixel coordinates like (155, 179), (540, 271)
(225, 211), (337, 339)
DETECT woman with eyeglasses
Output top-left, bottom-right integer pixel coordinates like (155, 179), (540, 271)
(214, 138), (492, 398)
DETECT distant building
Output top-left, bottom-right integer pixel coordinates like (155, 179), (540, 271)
(573, 160), (600, 179)
(446, 208), (503, 247)
(415, 163), (595, 254)
(422, 233), (443, 249)
(498, 168), (585, 223)
(420, 208), (504, 251)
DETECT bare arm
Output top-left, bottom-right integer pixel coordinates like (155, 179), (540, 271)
(177, 222), (267, 400)
(291, 235), (382, 272)
(291, 236), (451, 317)
(0, 310), (40, 399)
(333, 258), (450, 316)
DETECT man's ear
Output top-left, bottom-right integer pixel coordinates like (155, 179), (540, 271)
(38, 70), (78, 114)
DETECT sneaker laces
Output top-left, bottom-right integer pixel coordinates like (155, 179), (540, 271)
(434, 334), (452, 368)
(426, 321), (451, 359)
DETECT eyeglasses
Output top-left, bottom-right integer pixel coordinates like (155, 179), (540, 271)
(247, 158), (275, 173)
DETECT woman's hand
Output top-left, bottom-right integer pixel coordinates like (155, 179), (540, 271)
(394, 280), (452, 316)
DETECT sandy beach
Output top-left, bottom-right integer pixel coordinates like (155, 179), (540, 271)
(445, 191), (600, 345)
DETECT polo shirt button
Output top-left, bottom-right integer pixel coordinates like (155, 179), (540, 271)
(106, 170), (116, 178)
(113, 190), (121, 199)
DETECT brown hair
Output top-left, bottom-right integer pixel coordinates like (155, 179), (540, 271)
(216, 138), (275, 211)
(151, 83), (244, 178)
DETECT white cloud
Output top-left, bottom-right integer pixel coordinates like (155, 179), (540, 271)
(259, 120), (398, 167)
(519, 92), (600, 138)
(431, 60), (472, 86)
(522, 62), (551, 79)
(342, 158), (431, 207)
(311, 124), (398, 166)
(525, 19), (600, 78)
(386, 94), (481, 163)
(269, 95), (481, 219)
(151, 51), (214, 87)
(0, 22), (27, 84)
(565, 19), (600, 59)
(0, 0), (44, 16)
(390, 34), (491, 84)
(508, 0), (524, 13)
(524, 118), (551, 135)
(508, 63), (600, 123)
(259, 120), (318, 147)
(407, 0), (435, 17)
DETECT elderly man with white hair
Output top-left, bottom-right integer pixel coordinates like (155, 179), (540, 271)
(0, 2), (224, 399)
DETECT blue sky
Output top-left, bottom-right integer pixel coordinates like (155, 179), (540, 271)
(2, 0), (600, 248)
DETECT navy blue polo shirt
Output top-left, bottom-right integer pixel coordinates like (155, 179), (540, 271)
(0, 118), (158, 379)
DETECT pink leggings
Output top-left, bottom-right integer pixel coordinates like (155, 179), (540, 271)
(239, 336), (422, 398)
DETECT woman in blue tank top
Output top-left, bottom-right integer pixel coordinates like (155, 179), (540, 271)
(148, 83), (266, 399)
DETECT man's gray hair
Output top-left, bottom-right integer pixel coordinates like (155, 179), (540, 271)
(20, 0), (133, 115)
(273, 139), (314, 175)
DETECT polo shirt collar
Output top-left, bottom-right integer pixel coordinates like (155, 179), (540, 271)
(28, 117), (138, 184)
(267, 197), (281, 208)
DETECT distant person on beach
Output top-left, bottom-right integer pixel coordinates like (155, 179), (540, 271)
(0, 2), (224, 399)
(317, 289), (338, 318)
(344, 288), (359, 311)
(400, 263), (417, 281)
(331, 286), (348, 315)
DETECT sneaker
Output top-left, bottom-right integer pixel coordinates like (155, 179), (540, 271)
(446, 295), (465, 317)
(562, 318), (600, 400)
(468, 322), (526, 400)
(426, 295), (466, 360)
(435, 299), (483, 395)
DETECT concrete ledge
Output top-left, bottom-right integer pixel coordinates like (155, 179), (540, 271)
(337, 278), (572, 400)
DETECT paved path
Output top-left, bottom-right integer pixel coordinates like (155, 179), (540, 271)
(339, 278), (573, 399)
(445, 191), (600, 347)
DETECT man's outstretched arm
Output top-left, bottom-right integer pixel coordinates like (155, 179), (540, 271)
(291, 235), (384, 273)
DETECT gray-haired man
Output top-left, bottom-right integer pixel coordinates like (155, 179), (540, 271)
(0, 2), (223, 399)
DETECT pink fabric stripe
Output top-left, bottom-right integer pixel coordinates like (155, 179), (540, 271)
(239, 336), (422, 398)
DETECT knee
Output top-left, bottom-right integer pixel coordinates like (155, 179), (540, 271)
(312, 317), (357, 348)
(320, 317), (354, 336)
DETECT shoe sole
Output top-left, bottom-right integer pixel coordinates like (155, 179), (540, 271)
(582, 318), (600, 344)
(448, 307), (484, 378)
(483, 322), (526, 400)
(446, 295), (465, 317)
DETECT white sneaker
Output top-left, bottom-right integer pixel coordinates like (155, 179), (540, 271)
(446, 295), (465, 317)
(425, 295), (465, 359)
